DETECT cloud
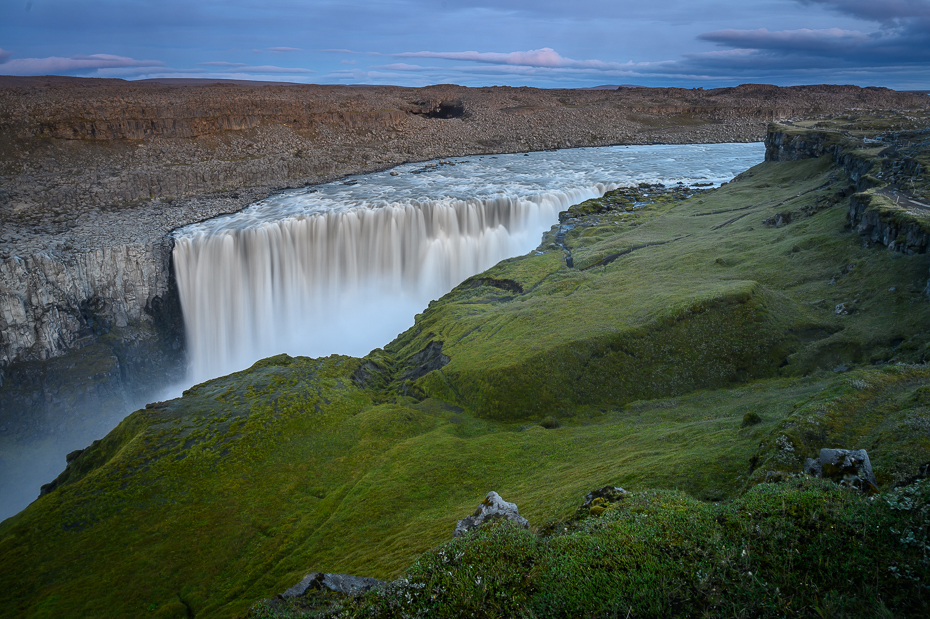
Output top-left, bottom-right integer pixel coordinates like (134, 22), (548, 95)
(322, 49), (382, 57)
(797, 0), (930, 26)
(688, 1), (930, 79)
(371, 63), (430, 71)
(697, 23), (930, 67)
(396, 48), (567, 67)
(0, 48), (11, 63)
(0, 53), (163, 76)
(339, 59), (357, 65)
(699, 27), (870, 53)
(238, 65), (313, 73)
(268, 47), (302, 53)
(394, 47), (636, 71)
(196, 62), (315, 74)
(95, 66), (206, 78)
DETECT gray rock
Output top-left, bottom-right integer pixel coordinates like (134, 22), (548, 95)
(582, 486), (628, 508)
(0, 241), (174, 366)
(281, 572), (385, 599)
(453, 491), (529, 537)
(804, 448), (878, 492)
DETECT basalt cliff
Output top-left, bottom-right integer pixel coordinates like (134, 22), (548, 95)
(0, 79), (926, 440)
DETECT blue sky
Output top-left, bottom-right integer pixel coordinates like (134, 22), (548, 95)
(0, 0), (928, 89)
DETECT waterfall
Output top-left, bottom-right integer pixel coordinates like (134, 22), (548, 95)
(173, 143), (765, 383)
(173, 187), (605, 382)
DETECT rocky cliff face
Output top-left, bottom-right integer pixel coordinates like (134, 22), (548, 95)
(764, 116), (930, 296)
(0, 240), (173, 366)
(764, 128), (883, 191)
(847, 193), (930, 255)
(0, 236), (185, 436)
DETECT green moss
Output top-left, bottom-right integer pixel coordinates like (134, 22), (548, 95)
(332, 478), (930, 619)
(4, 141), (930, 618)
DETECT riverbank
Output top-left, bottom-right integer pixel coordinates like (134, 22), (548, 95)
(3, 119), (930, 617)
(2, 81), (925, 372)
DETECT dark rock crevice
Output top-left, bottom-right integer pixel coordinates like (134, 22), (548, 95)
(410, 99), (466, 119)
(400, 341), (450, 382)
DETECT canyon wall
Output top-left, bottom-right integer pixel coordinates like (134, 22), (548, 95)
(1, 79), (927, 436)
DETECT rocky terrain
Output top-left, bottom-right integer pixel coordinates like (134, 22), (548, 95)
(0, 78), (927, 438)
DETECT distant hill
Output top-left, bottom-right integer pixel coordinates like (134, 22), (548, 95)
(576, 84), (646, 90)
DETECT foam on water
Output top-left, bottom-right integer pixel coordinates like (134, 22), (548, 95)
(173, 143), (764, 383)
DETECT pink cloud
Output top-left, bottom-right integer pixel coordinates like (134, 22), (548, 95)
(393, 48), (634, 71)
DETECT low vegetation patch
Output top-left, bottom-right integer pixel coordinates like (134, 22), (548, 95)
(252, 477), (930, 618)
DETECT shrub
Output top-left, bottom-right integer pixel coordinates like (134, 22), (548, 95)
(540, 416), (561, 429)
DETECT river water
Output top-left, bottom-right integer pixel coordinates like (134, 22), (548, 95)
(173, 143), (764, 383)
(0, 142), (764, 523)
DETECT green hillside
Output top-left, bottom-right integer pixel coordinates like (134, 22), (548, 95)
(2, 122), (930, 618)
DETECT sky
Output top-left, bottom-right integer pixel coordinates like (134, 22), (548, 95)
(0, 0), (928, 89)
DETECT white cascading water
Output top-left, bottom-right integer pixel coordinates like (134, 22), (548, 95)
(173, 143), (764, 383)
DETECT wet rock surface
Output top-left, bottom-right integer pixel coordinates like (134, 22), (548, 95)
(400, 341), (450, 382)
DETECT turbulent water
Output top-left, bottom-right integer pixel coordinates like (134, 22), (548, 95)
(173, 143), (764, 383)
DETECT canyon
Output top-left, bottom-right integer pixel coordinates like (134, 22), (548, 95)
(1, 76), (930, 616)
(0, 77), (926, 458)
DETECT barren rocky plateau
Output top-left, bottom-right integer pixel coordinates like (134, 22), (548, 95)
(1, 77), (927, 258)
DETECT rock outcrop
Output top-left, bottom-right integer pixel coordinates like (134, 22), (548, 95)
(764, 128), (882, 191)
(454, 491), (530, 537)
(281, 572), (385, 598)
(804, 448), (878, 492)
(847, 192), (930, 255)
(0, 240), (174, 366)
(0, 236), (186, 438)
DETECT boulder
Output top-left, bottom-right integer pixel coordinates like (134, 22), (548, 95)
(804, 448), (878, 492)
(582, 486), (628, 508)
(453, 491), (529, 537)
(580, 486), (628, 517)
(281, 572), (385, 599)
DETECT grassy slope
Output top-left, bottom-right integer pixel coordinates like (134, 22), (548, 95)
(1, 154), (930, 618)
